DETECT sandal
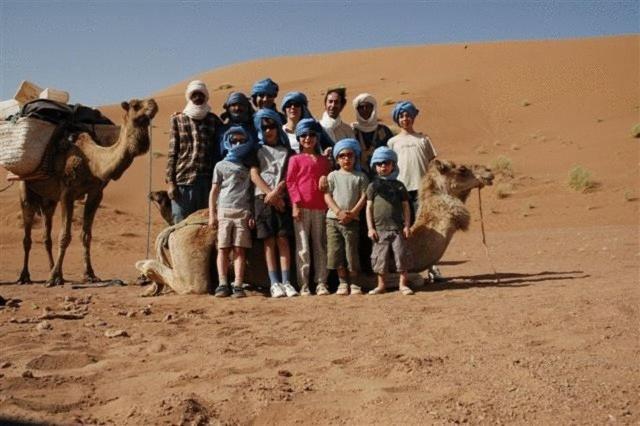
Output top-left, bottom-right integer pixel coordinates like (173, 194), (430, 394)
(214, 284), (231, 298)
(368, 287), (385, 295)
(231, 285), (246, 298)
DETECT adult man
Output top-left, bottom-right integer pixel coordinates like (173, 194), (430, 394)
(351, 93), (394, 176)
(166, 80), (222, 224)
(220, 91), (257, 156)
(320, 87), (355, 143)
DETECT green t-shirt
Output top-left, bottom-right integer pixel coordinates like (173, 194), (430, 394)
(366, 178), (409, 231)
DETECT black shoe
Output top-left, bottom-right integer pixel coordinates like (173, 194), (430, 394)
(231, 285), (246, 298)
(215, 285), (231, 298)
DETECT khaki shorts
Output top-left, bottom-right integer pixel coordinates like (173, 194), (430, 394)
(217, 208), (252, 249)
(326, 219), (360, 272)
(371, 230), (410, 274)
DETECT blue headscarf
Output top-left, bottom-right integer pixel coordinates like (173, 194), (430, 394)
(295, 118), (334, 154)
(253, 108), (289, 148)
(222, 92), (254, 124)
(281, 91), (312, 119)
(251, 78), (279, 97)
(222, 126), (254, 164)
(370, 146), (399, 180)
(392, 101), (420, 124)
(333, 138), (362, 171)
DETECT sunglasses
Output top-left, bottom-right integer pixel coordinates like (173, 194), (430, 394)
(256, 93), (275, 98)
(285, 102), (302, 109)
(375, 160), (393, 166)
(337, 152), (354, 159)
(299, 132), (317, 139)
(230, 137), (247, 145)
(261, 123), (278, 131)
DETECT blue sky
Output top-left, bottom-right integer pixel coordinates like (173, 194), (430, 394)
(1, 1), (637, 106)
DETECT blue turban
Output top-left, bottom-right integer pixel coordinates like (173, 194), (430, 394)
(294, 118), (326, 154)
(370, 146), (399, 180)
(281, 91), (312, 119)
(224, 91), (251, 109)
(392, 101), (420, 124)
(222, 126), (254, 164)
(253, 108), (289, 147)
(333, 138), (362, 171)
(251, 78), (279, 97)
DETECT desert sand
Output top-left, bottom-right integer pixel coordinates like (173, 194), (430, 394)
(0, 35), (638, 425)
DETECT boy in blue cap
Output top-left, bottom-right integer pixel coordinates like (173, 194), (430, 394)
(365, 147), (414, 295)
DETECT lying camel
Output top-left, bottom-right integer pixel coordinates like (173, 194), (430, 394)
(136, 160), (493, 296)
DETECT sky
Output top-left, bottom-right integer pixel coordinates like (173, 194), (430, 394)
(1, 0), (638, 106)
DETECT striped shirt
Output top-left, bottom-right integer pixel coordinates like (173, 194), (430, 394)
(166, 112), (222, 185)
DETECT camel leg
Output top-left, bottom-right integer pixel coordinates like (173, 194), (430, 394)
(81, 189), (103, 282)
(47, 191), (74, 287)
(18, 184), (36, 284)
(42, 199), (57, 270)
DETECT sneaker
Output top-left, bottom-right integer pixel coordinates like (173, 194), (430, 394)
(231, 285), (246, 298)
(282, 282), (299, 297)
(214, 284), (231, 298)
(300, 284), (311, 296)
(270, 283), (286, 298)
(336, 283), (349, 296)
(350, 284), (363, 295)
(316, 283), (330, 296)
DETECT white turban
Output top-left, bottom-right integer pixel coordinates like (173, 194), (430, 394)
(183, 80), (211, 120)
(352, 93), (378, 133)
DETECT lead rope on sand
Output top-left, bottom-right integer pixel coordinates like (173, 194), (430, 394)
(477, 188), (500, 283)
(145, 123), (153, 259)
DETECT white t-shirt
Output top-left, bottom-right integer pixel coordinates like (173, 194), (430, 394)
(283, 126), (300, 153)
(387, 132), (437, 192)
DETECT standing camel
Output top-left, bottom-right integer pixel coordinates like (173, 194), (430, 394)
(18, 98), (158, 286)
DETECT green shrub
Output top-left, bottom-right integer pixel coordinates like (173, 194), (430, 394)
(568, 166), (596, 192)
(490, 155), (514, 178)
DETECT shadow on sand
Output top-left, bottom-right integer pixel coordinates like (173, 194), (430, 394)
(418, 270), (589, 292)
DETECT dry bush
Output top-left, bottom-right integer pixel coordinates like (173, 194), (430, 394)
(491, 155), (514, 178)
(383, 98), (395, 106)
(522, 100), (531, 107)
(568, 166), (596, 192)
(631, 123), (640, 138)
(496, 183), (514, 199)
(218, 83), (233, 90)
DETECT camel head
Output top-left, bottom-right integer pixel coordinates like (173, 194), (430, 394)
(149, 190), (174, 225)
(121, 98), (158, 128)
(424, 159), (494, 200)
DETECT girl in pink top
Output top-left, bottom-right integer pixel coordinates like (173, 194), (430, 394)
(286, 119), (331, 296)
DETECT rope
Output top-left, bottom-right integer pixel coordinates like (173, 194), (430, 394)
(0, 181), (15, 192)
(145, 124), (153, 259)
(477, 188), (500, 283)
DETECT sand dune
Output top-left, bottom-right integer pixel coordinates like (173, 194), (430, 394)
(0, 35), (638, 424)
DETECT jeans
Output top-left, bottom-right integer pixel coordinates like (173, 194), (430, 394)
(171, 176), (211, 224)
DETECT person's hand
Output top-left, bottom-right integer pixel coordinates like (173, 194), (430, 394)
(318, 176), (329, 192)
(368, 229), (379, 242)
(292, 204), (302, 222)
(338, 210), (355, 225)
(403, 225), (411, 239)
(208, 214), (217, 228)
(323, 147), (332, 158)
(167, 183), (178, 200)
(265, 190), (284, 210)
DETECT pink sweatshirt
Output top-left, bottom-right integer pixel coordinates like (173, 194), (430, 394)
(286, 153), (330, 210)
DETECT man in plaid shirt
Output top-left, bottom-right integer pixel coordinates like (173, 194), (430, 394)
(166, 80), (223, 223)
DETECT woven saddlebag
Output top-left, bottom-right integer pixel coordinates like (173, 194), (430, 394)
(0, 117), (56, 176)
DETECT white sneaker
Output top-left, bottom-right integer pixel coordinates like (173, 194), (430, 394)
(281, 282), (299, 297)
(270, 283), (286, 298)
(316, 283), (330, 296)
(300, 284), (311, 296)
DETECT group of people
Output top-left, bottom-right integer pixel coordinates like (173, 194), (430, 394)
(166, 78), (439, 299)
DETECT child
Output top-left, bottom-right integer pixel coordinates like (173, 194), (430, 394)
(208, 126), (255, 298)
(324, 138), (369, 295)
(365, 147), (414, 296)
(387, 100), (444, 282)
(285, 118), (331, 296)
(250, 108), (298, 298)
